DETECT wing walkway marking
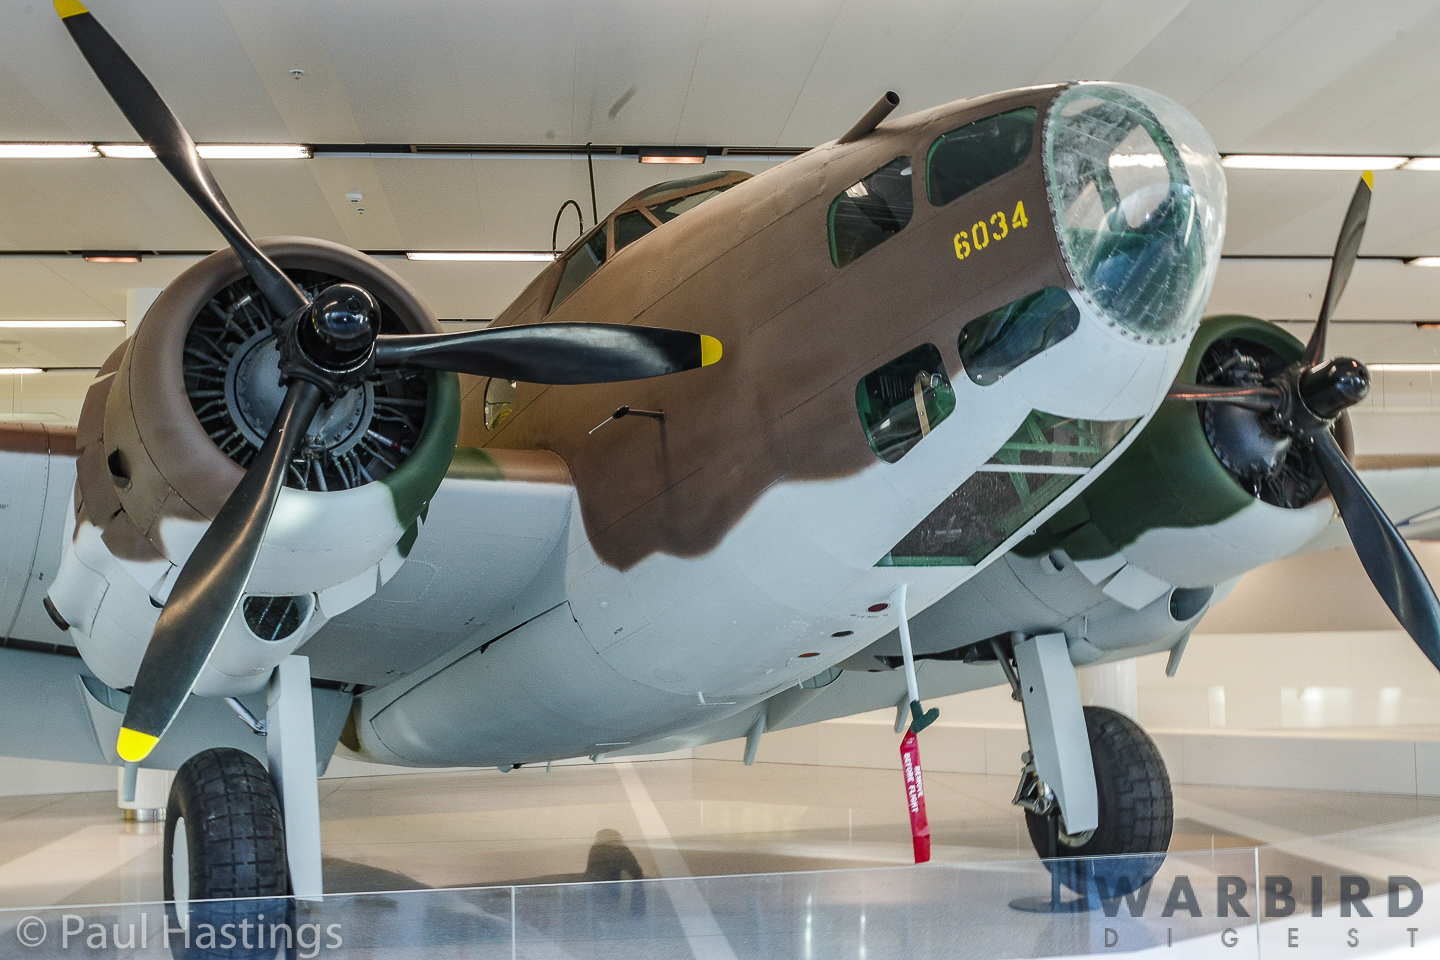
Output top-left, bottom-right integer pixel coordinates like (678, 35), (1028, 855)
(615, 761), (739, 960)
(0, 823), (159, 908)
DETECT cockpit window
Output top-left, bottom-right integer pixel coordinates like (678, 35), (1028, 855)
(829, 157), (914, 268)
(548, 171), (751, 312)
(927, 107), (1037, 207)
(613, 210), (657, 252)
(549, 222), (608, 312)
(958, 287), (1081, 386)
(649, 187), (732, 223)
(634, 170), (738, 204)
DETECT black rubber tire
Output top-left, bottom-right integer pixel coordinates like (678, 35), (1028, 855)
(163, 748), (290, 960)
(1025, 706), (1173, 897)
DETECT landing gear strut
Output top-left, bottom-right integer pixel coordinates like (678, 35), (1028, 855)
(1021, 705), (1173, 895)
(994, 633), (1174, 900)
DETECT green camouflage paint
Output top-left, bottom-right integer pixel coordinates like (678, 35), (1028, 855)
(1014, 315), (1303, 561)
(379, 371), (461, 525)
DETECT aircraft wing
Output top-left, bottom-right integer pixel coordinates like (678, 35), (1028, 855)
(0, 430), (572, 770)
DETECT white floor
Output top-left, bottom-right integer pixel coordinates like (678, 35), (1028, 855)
(5, 758), (1440, 910)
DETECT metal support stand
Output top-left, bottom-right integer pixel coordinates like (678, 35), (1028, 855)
(267, 655), (323, 900)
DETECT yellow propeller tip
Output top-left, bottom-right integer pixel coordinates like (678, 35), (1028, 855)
(116, 728), (159, 763)
(700, 335), (723, 367)
(53, 0), (88, 18)
(1363, 170), (1374, 189)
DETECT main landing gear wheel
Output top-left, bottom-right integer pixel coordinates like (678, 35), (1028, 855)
(1025, 706), (1173, 897)
(164, 748), (290, 960)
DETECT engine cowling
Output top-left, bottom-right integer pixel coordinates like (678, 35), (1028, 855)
(1012, 314), (1342, 595)
(50, 238), (459, 695)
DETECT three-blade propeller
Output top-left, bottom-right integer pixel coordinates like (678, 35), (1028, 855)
(1166, 171), (1440, 671)
(55, 1), (722, 762)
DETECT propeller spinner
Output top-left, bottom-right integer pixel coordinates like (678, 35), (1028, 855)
(54, 0), (722, 762)
(1167, 172), (1440, 670)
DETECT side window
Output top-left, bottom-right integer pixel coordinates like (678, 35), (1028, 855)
(958, 287), (1081, 386)
(484, 378), (517, 430)
(927, 107), (1037, 207)
(829, 157), (914, 268)
(877, 411), (1138, 567)
(549, 222), (609, 311)
(855, 344), (955, 463)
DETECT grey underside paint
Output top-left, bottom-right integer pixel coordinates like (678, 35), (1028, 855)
(0, 451), (84, 647)
(301, 473), (574, 687)
(0, 645), (351, 772)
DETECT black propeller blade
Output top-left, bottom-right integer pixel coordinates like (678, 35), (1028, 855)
(1304, 172), (1372, 368)
(375, 323), (723, 384)
(1166, 171), (1440, 674)
(1310, 430), (1440, 670)
(57, 1), (724, 762)
(54, 0), (306, 319)
(117, 380), (326, 761)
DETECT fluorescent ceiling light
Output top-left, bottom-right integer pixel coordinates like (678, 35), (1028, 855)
(1406, 257), (1440, 267)
(406, 251), (556, 262)
(197, 144), (311, 160)
(1403, 158), (1440, 171)
(99, 144), (311, 160)
(1221, 155), (1406, 171)
(0, 368), (43, 375)
(97, 144), (156, 159)
(638, 146), (707, 164)
(0, 320), (124, 328)
(1369, 363), (1440, 372)
(0, 143), (98, 158)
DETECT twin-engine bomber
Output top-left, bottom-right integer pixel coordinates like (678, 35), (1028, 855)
(0, 0), (1435, 923)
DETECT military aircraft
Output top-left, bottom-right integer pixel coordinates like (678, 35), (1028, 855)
(2, 0), (1437, 927)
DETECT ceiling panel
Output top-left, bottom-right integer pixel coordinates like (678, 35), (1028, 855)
(8, 0), (1440, 425)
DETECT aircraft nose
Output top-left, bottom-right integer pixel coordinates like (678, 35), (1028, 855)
(1043, 83), (1226, 346)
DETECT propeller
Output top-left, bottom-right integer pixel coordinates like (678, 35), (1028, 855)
(1166, 171), (1440, 671)
(55, 1), (722, 762)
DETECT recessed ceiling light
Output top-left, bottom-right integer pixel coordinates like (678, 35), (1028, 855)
(1221, 155), (1406, 171)
(0, 368), (43, 375)
(0, 320), (125, 328)
(405, 252), (556, 262)
(0, 143), (98, 158)
(197, 144), (311, 160)
(1402, 158), (1440, 171)
(638, 146), (707, 164)
(1406, 257), (1440, 267)
(82, 252), (143, 263)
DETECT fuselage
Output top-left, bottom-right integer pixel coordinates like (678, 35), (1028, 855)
(345, 81), (1229, 766)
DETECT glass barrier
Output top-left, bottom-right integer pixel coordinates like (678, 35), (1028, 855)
(5, 816), (1440, 958)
